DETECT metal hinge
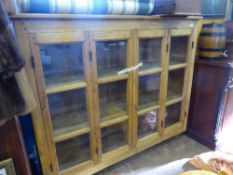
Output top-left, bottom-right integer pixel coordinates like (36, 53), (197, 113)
(184, 111), (187, 118)
(50, 164), (53, 172)
(161, 120), (164, 128)
(89, 51), (93, 62)
(31, 56), (35, 69)
(191, 41), (195, 49)
(166, 44), (169, 52)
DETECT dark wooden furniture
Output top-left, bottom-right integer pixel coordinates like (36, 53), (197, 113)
(0, 116), (32, 175)
(187, 59), (233, 149)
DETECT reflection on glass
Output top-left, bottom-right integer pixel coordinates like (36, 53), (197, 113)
(138, 74), (160, 109)
(167, 69), (185, 101)
(56, 134), (90, 170)
(170, 36), (189, 65)
(165, 102), (182, 127)
(99, 80), (127, 122)
(139, 38), (162, 70)
(138, 110), (158, 139)
(101, 122), (127, 153)
(40, 43), (84, 87)
(48, 89), (88, 137)
(96, 40), (127, 77)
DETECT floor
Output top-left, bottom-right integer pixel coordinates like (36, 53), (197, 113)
(95, 134), (210, 175)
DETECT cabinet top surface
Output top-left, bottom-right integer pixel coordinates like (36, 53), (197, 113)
(12, 13), (202, 20)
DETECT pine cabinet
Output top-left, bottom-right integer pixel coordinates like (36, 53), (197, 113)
(13, 15), (198, 175)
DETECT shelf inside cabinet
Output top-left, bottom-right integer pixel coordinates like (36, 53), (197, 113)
(100, 100), (127, 122)
(138, 73), (160, 110)
(138, 67), (162, 76)
(101, 122), (128, 153)
(52, 110), (89, 139)
(40, 43), (85, 87)
(56, 134), (91, 170)
(169, 63), (187, 71)
(165, 102), (182, 128)
(98, 73), (128, 84)
(169, 36), (189, 66)
(46, 81), (87, 94)
(100, 115), (129, 128)
(138, 105), (160, 116)
(167, 68), (185, 101)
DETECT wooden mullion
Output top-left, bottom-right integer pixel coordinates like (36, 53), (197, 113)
(83, 31), (98, 165)
(89, 32), (102, 164)
(158, 30), (169, 137)
(131, 30), (139, 147)
(127, 30), (135, 148)
(29, 34), (60, 174)
(181, 26), (199, 131)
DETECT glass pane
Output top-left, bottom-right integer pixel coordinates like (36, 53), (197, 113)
(167, 69), (185, 101)
(48, 89), (88, 137)
(170, 36), (189, 65)
(96, 40), (127, 77)
(138, 110), (158, 139)
(101, 122), (127, 153)
(165, 102), (182, 128)
(139, 38), (162, 70)
(40, 43), (84, 87)
(56, 134), (90, 170)
(99, 81), (127, 122)
(138, 74), (160, 109)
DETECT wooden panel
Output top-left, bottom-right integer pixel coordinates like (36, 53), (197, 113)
(93, 31), (130, 41)
(187, 61), (229, 149)
(0, 117), (32, 175)
(137, 29), (165, 38)
(170, 28), (192, 36)
(34, 32), (85, 44)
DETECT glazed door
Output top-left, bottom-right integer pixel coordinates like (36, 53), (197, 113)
(164, 28), (193, 133)
(134, 29), (167, 145)
(90, 30), (133, 160)
(30, 32), (97, 173)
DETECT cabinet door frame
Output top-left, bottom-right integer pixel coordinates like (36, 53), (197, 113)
(89, 30), (134, 162)
(29, 31), (97, 173)
(164, 28), (193, 134)
(133, 29), (168, 147)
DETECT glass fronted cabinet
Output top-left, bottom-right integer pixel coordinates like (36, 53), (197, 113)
(28, 25), (195, 175)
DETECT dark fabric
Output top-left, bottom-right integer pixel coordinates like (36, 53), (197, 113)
(0, 1), (26, 125)
(0, 0), (25, 79)
(0, 76), (25, 125)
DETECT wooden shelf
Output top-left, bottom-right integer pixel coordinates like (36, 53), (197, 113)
(138, 105), (160, 116)
(46, 81), (87, 94)
(138, 67), (162, 76)
(98, 74), (128, 84)
(100, 115), (129, 128)
(54, 127), (90, 143)
(168, 63), (187, 71)
(166, 96), (183, 106)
